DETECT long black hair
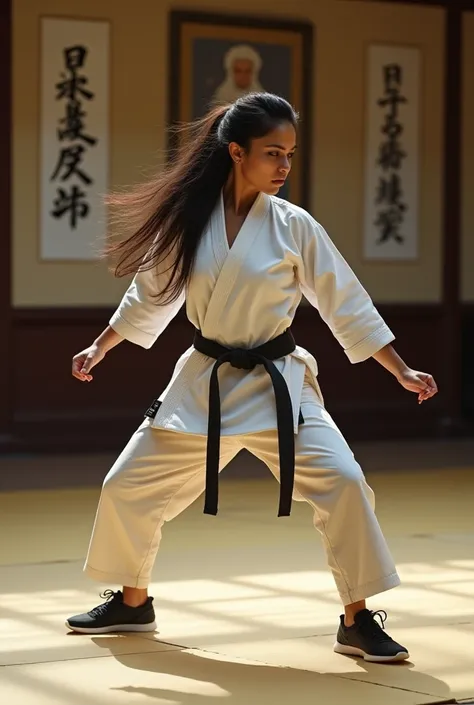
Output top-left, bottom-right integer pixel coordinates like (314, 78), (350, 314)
(104, 92), (299, 304)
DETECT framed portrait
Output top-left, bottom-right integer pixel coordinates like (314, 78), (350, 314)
(168, 10), (314, 208)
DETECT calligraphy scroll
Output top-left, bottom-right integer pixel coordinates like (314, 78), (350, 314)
(39, 18), (110, 260)
(363, 45), (420, 261)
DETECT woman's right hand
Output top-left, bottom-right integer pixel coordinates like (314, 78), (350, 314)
(72, 344), (106, 382)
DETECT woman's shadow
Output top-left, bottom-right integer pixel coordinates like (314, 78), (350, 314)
(90, 635), (453, 705)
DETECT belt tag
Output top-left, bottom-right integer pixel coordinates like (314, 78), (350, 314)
(144, 399), (162, 419)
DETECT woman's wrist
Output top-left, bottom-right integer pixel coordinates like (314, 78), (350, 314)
(93, 325), (124, 354)
(371, 344), (410, 379)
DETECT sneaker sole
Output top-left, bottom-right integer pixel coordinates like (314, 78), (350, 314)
(65, 620), (157, 635)
(334, 642), (409, 663)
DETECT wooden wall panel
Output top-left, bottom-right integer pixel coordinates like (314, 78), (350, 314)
(5, 303), (459, 454)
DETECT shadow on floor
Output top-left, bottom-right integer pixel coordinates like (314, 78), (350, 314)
(90, 636), (454, 705)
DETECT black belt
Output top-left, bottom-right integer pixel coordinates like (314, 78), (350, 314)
(193, 328), (297, 518)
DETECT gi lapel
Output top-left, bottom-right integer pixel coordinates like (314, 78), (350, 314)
(203, 191), (270, 333)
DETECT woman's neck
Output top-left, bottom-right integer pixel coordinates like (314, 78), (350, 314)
(223, 173), (259, 216)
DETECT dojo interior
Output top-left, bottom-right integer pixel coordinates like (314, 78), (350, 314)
(2, 1), (474, 704)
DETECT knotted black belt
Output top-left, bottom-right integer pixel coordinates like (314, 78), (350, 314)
(193, 328), (297, 518)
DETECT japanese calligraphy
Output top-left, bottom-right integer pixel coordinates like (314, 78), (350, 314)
(51, 185), (90, 229)
(374, 63), (408, 245)
(50, 45), (98, 229)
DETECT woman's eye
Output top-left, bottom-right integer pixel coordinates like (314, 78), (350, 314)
(268, 151), (294, 159)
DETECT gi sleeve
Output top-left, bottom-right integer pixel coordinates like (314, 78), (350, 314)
(296, 214), (395, 363)
(109, 254), (185, 349)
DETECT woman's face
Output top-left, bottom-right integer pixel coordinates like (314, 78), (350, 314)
(230, 121), (297, 196)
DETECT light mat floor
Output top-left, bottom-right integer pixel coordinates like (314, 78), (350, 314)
(1, 467), (473, 704)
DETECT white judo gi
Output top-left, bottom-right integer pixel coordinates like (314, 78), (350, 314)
(84, 191), (401, 605)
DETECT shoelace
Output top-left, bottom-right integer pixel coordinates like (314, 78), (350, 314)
(88, 589), (119, 617)
(359, 610), (393, 643)
(372, 609), (388, 629)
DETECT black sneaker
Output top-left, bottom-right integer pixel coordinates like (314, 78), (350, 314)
(65, 590), (157, 634)
(334, 609), (409, 663)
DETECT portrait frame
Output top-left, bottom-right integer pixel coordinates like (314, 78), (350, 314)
(168, 10), (314, 209)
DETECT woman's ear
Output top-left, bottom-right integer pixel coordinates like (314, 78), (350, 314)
(228, 141), (243, 164)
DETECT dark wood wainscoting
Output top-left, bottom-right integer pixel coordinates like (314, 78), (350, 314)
(4, 302), (472, 454)
(462, 302), (474, 418)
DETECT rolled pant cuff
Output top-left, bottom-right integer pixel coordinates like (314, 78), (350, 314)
(84, 563), (150, 589)
(339, 571), (401, 607)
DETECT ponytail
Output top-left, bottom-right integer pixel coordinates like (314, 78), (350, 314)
(104, 104), (232, 305)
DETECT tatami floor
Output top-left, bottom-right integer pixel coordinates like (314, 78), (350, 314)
(1, 445), (474, 704)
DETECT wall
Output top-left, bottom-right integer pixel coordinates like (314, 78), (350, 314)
(13, 0), (445, 307)
(461, 11), (474, 419)
(9, 0), (454, 453)
(462, 11), (474, 302)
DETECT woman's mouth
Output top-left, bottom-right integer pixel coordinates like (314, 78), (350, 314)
(272, 179), (286, 185)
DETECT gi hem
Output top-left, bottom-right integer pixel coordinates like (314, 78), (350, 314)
(84, 563), (151, 590)
(109, 312), (156, 349)
(345, 326), (395, 364)
(338, 571), (401, 607)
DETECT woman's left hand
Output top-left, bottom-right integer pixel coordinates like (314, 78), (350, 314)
(397, 368), (438, 404)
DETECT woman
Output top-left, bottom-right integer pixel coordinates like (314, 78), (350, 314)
(66, 93), (437, 663)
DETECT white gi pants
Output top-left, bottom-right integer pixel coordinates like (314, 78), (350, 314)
(84, 385), (400, 606)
